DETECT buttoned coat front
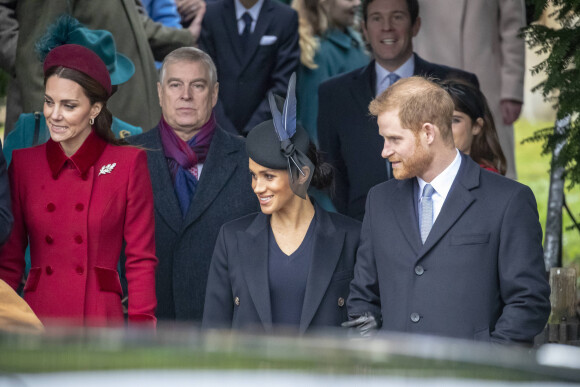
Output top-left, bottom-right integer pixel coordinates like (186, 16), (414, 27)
(347, 154), (550, 343)
(202, 205), (361, 334)
(0, 133), (157, 327)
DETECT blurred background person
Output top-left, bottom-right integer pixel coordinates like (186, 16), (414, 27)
(0, 44), (157, 327)
(442, 79), (507, 175)
(176, 0), (206, 27)
(199, 0), (300, 135)
(202, 78), (360, 333)
(413, 0), (526, 179)
(140, 0), (183, 69)
(293, 0), (369, 143)
(3, 16), (142, 165)
(0, 0), (203, 137)
(317, 0), (479, 221)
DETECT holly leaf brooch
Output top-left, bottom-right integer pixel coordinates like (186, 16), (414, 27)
(98, 163), (116, 176)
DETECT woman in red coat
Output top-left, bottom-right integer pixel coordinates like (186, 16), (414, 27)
(0, 44), (158, 327)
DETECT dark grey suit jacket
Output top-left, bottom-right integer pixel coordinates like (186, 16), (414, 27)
(318, 54), (479, 220)
(200, 0), (299, 134)
(127, 126), (259, 321)
(347, 154), (550, 343)
(202, 204), (361, 334)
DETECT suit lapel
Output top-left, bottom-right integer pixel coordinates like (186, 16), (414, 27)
(416, 155), (480, 261)
(349, 61), (376, 114)
(146, 130), (183, 233)
(239, 213), (272, 331)
(299, 208), (345, 333)
(182, 128), (239, 230)
(222, 0), (245, 65)
(392, 179), (421, 254)
(239, 0), (273, 72)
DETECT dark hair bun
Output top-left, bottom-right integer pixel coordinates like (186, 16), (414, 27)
(307, 143), (334, 190)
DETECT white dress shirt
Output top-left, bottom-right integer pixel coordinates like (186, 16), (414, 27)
(417, 149), (462, 224)
(234, 0), (264, 34)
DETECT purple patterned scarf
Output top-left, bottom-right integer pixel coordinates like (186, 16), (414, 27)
(159, 113), (216, 216)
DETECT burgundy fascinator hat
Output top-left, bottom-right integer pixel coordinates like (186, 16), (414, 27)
(43, 43), (112, 97)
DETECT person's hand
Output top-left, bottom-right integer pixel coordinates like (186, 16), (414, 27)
(500, 99), (522, 125)
(341, 312), (382, 337)
(186, 0), (206, 43)
(177, 0), (204, 25)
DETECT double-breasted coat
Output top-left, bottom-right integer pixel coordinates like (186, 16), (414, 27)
(0, 132), (158, 327)
(202, 205), (361, 334)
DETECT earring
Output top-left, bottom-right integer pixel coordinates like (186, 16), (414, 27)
(89, 118), (94, 125)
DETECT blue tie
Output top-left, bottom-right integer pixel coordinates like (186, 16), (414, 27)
(241, 12), (253, 51)
(379, 73), (400, 95)
(420, 184), (435, 244)
(241, 12), (252, 37)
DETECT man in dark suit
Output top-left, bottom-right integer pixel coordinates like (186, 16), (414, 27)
(199, 0), (299, 135)
(344, 76), (550, 344)
(127, 47), (259, 322)
(318, 0), (479, 220)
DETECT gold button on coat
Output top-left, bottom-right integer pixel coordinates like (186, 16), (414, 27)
(234, 296), (240, 306)
(338, 297), (345, 307)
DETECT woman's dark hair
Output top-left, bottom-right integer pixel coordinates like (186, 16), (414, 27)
(44, 66), (125, 146)
(306, 142), (334, 190)
(441, 79), (507, 175)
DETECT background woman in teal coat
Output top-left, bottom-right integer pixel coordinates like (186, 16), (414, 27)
(293, 0), (369, 143)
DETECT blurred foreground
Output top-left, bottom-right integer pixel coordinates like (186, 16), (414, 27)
(1, 325), (580, 386)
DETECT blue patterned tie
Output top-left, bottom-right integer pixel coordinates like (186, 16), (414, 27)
(420, 184), (435, 244)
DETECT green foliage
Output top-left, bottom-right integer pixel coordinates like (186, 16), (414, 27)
(522, 0), (580, 188)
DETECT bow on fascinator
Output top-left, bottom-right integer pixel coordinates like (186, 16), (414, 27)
(267, 73), (314, 199)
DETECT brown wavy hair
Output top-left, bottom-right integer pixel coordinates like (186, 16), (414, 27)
(44, 66), (125, 146)
(292, 0), (328, 69)
(441, 79), (507, 175)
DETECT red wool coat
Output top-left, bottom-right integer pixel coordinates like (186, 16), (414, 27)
(0, 132), (157, 327)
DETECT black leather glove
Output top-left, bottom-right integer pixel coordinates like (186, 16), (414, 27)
(341, 312), (382, 337)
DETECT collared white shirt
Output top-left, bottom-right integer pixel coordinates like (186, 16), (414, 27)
(375, 55), (415, 96)
(417, 149), (462, 224)
(234, 0), (264, 34)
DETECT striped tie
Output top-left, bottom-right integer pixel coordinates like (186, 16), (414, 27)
(420, 184), (435, 244)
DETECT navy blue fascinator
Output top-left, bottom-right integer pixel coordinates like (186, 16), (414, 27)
(246, 73), (314, 199)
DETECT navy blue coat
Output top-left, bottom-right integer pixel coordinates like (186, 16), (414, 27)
(348, 154), (550, 343)
(202, 205), (361, 334)
(318, 54), (479, 220)
(199, 0), (300, 134)
(127, 127), (259, 321)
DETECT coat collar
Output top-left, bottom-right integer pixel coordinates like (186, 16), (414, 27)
(325, 27), (363, 50)
(392, 153), (480, 260)
(238, 203), (346, 333)
(46, 131), (107, 180)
